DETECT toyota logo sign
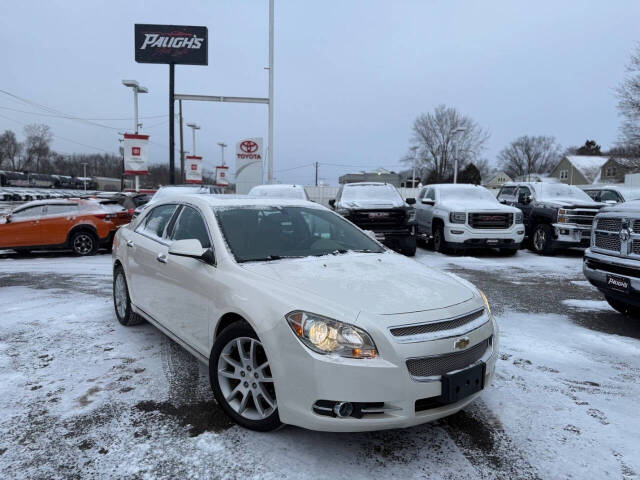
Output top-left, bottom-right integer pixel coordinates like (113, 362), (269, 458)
(240, 141), (259, 154)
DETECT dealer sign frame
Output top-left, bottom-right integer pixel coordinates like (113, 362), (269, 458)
(135, 24), (208, 66)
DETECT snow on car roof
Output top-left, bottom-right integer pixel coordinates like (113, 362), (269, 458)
(163, 194), (322, 208)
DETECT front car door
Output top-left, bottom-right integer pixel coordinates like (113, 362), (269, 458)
(515, 186), (534, 233)
(420, 187), (437, 235)
(161, 204), (216, 355)
(0, 205), (44, 248)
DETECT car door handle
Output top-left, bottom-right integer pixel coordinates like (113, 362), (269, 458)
(156, 253), (168, 264)
(126, 240), (135, 248)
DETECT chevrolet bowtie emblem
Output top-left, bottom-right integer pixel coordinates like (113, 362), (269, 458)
(454, 337), (470, 350)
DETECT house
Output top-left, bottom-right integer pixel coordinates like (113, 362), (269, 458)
(598, 157), (640, 184)
(484, 171), (512, 189)
(549, 155), (608, 185)
(338, 167), (402, 186)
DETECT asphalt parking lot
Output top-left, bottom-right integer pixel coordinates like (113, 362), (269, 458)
(0, 248), (638, 479)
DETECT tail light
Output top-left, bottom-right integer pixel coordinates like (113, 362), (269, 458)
(127, 209), (134, 215)
(94, 213), (116, 221)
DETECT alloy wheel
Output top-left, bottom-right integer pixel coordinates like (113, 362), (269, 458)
(73, 234), (94, 255)
(114, 272), (127, 319)
(217, 337), (276, 421)
(533, 228), (546, 251)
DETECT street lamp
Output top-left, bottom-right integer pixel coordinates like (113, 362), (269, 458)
(186, 123), (200, 155)
(451, 127), (466, 184)
(122, 80), (148, 134)
(217, 142), (227, 166)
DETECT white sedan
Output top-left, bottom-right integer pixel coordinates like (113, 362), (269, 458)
(112, 195), (498, 432)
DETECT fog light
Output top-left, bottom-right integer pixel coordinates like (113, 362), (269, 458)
(560, 229), (569, 235)
(333, 402), (354, 418)
(517, 230), (524, 235)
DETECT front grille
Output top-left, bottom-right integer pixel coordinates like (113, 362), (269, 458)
(634, 220), (640, 234)
(468, 213), (512, 229)
(585, 258), (640, 278)
(633, 240), (640, 255)
(562, 208), (599, 225)
(594, 232), (621, 252)
(596, 217), (622, 232)
(406, 338), (491, 378)
(348, 209), (407, 230)
(390, 309), (485, 337)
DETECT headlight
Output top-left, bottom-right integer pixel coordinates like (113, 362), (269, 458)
(449, 212), (466, 224)
(479, 289), (491, 316)
(515, 212), (523, 224)
(557, 208), (566, 223)
(286, 311), (378, 359)
(407, 209), (416, 222)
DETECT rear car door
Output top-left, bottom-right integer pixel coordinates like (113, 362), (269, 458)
(0, 205), (44, 247)
(162, 205), (216, 355)
(39, 203), (80, 245)
(129, 203), (179, 321)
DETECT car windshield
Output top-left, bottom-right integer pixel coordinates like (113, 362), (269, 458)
(439, 186), (496, 201)
(341, 184), (403, 202)
(536, 184), (592, 201)
(153, 186), (209, 201)
(214, 205), (385, 262)
(249, 186), (307, 200)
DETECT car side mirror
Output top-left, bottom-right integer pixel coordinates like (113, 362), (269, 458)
(518, 195), (532, 205)
(405, 198), (416, 205)
(1, 215), (10, 224)
(169, 239), (214, 265)
(421, 199), (435, 206)
(328, 199), (335, 208)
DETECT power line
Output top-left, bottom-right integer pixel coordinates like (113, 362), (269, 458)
(0, 105), (167, 121)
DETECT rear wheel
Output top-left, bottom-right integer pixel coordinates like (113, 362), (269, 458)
(209, 321), (281, 432)
(113, 266), (144, 326)
(532, 224), (555, 255)
(71, 231), (98, 256)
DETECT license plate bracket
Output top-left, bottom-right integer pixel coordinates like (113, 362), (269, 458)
(606, 274), (630, 293)
(439, 363), (486, 405)
(486, 239), (499, 245)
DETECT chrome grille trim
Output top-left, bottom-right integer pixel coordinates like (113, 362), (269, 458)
(633, 240), (640, 255)
(406, 337), (492, 380)
(634, 220), (640, 234)
(390, 308), (485, 337)
(596, 217), (622, 232)
(594, 232), (621, 252)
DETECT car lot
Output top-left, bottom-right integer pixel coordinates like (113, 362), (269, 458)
(0, 248), (638, 479)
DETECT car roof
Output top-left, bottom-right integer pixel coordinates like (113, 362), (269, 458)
(158, 194), (321, 209)
(343, 182), (392, 187)
(428, 183), (486, 189)
(250, 184), (304, 190)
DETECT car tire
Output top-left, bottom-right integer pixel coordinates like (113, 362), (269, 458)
(433, 224), (446, 253)
(605, 295), (640, 318)
(531, 224), (555, 255)
(499, 248), (518, 256)
(209, 321), (281, 432)
(70, 230), (98, 256)
(113, 266), (144, 326)
(402, 237), (417, 257)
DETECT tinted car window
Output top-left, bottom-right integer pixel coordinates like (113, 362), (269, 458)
(12, 206), (44, 219)
(426, 188), (435, 200)
(139, 204), (178, 239)
(169, 206), (211, 248)
(45, 204), (78, 216)
(585, 190), (600, 201)
(600, 190), (620, 203)
(517, 187), (532, 203)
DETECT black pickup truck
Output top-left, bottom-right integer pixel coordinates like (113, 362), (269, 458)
(497, 182), (604, 255)
(329, 182), (417, 256)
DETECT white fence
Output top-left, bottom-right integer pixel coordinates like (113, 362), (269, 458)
(304, 186), (420, 207)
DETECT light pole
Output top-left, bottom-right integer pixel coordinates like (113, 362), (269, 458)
(267, 0), (274, 183)
(186, 123), (200, 155)
(451, 127), (466, 183)
(217, 142), (227, 166)
(122, 80), (148, 192)
(410, 145), (418, 188)
(81, 162), (88, 191)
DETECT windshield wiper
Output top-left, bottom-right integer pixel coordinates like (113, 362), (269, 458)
(332, 249), (349, 255)
(241, 254), (283, 262)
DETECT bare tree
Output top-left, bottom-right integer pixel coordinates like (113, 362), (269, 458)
(498, 135), (561, 179)
(617, 44), (640, 147)
(0, 130), (23, 170)
(24, 124), (53, 172)
(406, 105), (490, 183)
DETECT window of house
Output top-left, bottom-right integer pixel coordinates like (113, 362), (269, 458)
(605, 167), (617, 177)
(559, 170), (568, 180)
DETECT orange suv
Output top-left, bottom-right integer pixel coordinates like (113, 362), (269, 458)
(0, 199), (131, 255)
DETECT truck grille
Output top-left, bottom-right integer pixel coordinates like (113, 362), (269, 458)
(468, 213), (512, 229)
(348, 209), (407, 230)
(406, 338), (491, 378)
(594, 232), (621, 252)
(634, 240), (640, 255)
(596, 217), (622, 232)
(390, 309), (485, 337)
(634, 221), (640, 234)
(562, 208), (599, 226)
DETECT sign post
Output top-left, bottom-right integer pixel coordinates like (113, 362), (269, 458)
(216, 165), (230, 189)
(134, 24), (208, 185)
(235, 137), (264, 194)
(185, 155), (203, 184)
(123, 134), (150, 175)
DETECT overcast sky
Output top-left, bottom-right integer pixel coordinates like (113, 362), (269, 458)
(2, 0), (639, 184)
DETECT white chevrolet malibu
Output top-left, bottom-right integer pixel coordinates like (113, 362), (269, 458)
(112, 195), (498, 432)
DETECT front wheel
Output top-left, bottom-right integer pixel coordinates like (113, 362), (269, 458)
(532, 224), (555, 255)
(401, 237), (417, 257)
(433, 224), (446, 253)
(209, 321), (281, 431)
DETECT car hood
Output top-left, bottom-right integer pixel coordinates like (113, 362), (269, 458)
(338, 199), (406, 209)
(239, 252), (476, 315)
(536, 197), (603, 208)
(600, 199), (640, 213)
(443, 199), (519, 213)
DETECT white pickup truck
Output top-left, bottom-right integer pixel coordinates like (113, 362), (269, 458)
(415, 184), (525, 255)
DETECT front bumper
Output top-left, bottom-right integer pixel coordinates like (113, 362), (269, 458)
(267, 306), (498, 432)
(553, 223), (591, 248)
(443, 224), (524, 247)
(583, 249), (640, 306)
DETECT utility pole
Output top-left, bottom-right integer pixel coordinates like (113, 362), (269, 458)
(267, 0), (274, 183)
(179, 100), (185, 183)
(451, 127), (466, 184)
(315, 161), (318, 186)
(169, 63), (175, 185)
(186, 123), (200, 155)
(217, 142), (227, 166)
(81, 162), (88, 191)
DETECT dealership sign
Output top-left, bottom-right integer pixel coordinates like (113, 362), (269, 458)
(216, 165), (229, 187)
(185, 155), (203, 184)
(235, 137), (263, 194)
(123, 133), (149, 175)
(135, 24), (208, 65)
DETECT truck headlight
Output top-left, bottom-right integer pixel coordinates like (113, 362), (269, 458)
(479, 289), (491, 316)
(515, 212), (523, 224)
(407, 209), (416, 222)
(286, 311), (378, 359)
(449, 212), (466, 224)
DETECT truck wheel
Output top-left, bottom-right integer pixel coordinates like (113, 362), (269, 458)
(605, 295), (640, 318)
(401, 237), (417, 257)
(433, 224), (446, 253)
(532, 224), (555, 255)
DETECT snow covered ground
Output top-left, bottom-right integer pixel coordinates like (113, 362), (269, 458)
(0, 249), (639, 479)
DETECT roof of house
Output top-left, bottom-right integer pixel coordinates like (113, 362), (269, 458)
(564, 156), (608, 183)
(608, 157), (640, 169)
